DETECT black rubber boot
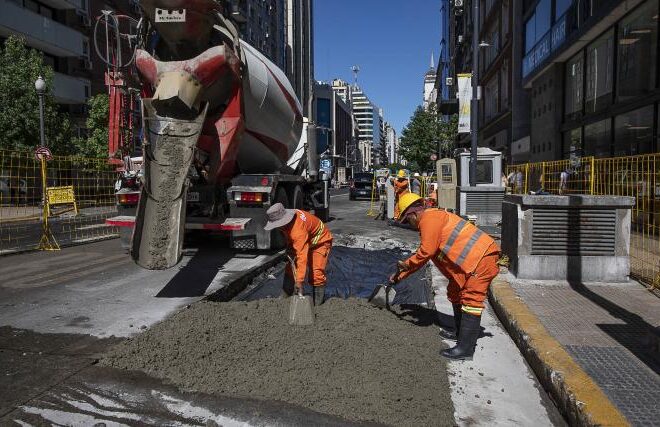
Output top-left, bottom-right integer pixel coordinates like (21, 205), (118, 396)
(441, 312), (481, 361)
(312, 285), (326, 306)
(438, 304), (462, 341)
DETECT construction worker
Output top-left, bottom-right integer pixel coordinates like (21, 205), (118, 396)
(264, 203), (333, 305)
(391, 169), (410, 218)
(411, 173), (422, 195)
(388, 193), (500, 360)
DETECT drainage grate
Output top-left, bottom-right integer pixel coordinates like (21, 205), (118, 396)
(465, 191), (505, 214)
(232, 235), (257, 250)
(531, 208), (616, 256)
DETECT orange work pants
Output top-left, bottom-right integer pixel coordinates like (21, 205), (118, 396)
(433, 249), (500, 310)
(284, 242), (332, 288)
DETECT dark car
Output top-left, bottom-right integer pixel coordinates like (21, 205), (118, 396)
(349, 172), (379, 201)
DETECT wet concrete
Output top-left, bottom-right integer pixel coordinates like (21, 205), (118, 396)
(102, 298), (455, 427)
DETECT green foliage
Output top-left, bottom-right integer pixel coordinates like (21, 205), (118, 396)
(0, 36), (73, 154)
(72, 94), (109, 158)
(399, 103), (458, 171)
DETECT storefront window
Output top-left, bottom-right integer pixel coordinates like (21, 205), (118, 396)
(565, 52), (583, 120)
(585, 29), (613, 113)
(584, 119), (612, 158)
(616, 0), (658, 102)
(614, 105), (654, 156)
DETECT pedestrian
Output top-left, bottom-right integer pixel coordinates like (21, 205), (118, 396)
(411, 173), (422, 196)
(388, 193), (501, 360)
(264, 203), (333, 306)
(559, 169), (570, 195)
(391, 169), (410, 218)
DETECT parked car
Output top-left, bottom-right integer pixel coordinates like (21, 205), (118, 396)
(0, 177), (28, 205)
(349, 172), (378, 201)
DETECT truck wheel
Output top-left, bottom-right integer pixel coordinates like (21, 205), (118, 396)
(270, 188), (289, 250)
(316, 207), (330, 222)
(290, 185), (304, 210)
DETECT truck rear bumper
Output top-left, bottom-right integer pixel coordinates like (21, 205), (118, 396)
(105, 216), (251, 231)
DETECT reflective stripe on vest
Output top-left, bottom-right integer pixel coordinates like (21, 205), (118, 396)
(312, 222), (325, 245)
(441, 219), (466, 256)
(456, 228), (484, 265)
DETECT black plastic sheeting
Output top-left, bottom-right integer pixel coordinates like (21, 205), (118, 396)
(242, 246), (431, 305)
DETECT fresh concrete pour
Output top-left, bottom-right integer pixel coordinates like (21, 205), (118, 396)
(103, 297), (455, 426)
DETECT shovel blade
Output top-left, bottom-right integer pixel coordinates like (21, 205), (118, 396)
(368, 285), (396, 308)
(289, 295), (314, 326)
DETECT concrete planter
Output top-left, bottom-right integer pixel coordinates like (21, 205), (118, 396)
(501, 195), (635, 282)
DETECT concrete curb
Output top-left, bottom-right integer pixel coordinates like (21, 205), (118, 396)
(488, 276), (630, 427)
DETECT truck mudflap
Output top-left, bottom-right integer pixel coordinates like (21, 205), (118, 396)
(131, 100), (207, 270)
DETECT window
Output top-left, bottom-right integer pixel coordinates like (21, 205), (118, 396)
(616, 0), (658, 102)
(614, 105), (654, 156)
(476, 160), (493, 184)
(564, 127), (582, 159)
(484, 76), (499, 122)
(585, 29), (613, 113)
(564, 52), (583, 120)
(584, 119), (612, 157)
(555, 0), (572, 18)
(524, 0), (551, 53)
(501, 61), (509, 109)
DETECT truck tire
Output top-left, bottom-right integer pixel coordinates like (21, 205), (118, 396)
(270, 187), (289, 250)
(290, 185), (304, 210)
(316, 206), (330, 222)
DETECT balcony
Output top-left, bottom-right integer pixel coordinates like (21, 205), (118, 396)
(52, 72), (89, 104)
(0, 0), (86, 57)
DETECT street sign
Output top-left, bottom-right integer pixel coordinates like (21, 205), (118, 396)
(46, 185), (78, 217)
(34, 146), (53, 161)
(320, 159), (331, 169)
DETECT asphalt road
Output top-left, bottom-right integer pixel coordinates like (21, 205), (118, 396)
(0, 190), (564, 425)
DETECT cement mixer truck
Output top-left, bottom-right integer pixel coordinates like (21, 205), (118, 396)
(104, 1), (329, 270)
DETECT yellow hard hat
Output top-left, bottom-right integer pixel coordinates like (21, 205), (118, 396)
(397, 169), (406, 178)
(397, 192), (423, 220)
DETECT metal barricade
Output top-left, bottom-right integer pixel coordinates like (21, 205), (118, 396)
(507, 154), (660, 290)
(0, 150), (119, 254)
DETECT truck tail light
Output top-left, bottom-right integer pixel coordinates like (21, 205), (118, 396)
(234, 192), (265, 203)
(117, 192), (140, 205)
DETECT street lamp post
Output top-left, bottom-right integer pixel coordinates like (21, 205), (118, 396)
(35, 76), (46, 148)
(469, 0), (480, 187)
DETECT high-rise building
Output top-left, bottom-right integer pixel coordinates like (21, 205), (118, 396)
(227, 0), (287, 72)
(423, 53), (437, 110)
(331, 78), (352, 104)
(285, 0), (314, 116)
(351, 85), (379, 171)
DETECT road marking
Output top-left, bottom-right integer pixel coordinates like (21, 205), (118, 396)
(330, 193), (348, 198)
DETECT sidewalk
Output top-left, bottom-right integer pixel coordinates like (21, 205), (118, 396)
(490, 273), (660, 426)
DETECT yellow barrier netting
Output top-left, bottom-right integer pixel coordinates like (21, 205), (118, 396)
(507, 154), (660, 290)
(0, 150), (119, 254)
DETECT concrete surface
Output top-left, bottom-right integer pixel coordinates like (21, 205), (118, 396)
(430, 269), (565, 426)
(489, 275), (632, 426)
(501, 276), (659, 426)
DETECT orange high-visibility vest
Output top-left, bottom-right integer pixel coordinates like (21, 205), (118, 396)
(283, 210), (333, 283)
(435, 210), (496, 273)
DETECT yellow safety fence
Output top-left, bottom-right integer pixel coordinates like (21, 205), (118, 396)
(507, 154), (660, 290)
(0, 150), (119, 254)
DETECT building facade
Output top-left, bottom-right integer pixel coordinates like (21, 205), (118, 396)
(351, 84), (381, 171)
(285, 0), (313, 116)
(314, 81), (352, 181)
(0, 0), (113, 132)
(385, 122), (398, 164)
(442, 0), (660, 164)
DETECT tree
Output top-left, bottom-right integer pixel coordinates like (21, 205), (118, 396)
(72, 94), (109, 158)
(398, 103), (458, 171)
(0, 36), (73, 154)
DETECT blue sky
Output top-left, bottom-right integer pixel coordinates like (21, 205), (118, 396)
(314, 0), (440, 134)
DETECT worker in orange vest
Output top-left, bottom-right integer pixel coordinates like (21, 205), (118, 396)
(389, 193), (500, 360)
(391, 169), (410, 218)
(264, 203), (333, 305)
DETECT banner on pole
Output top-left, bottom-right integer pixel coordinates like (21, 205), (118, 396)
(457, 73), (472, 134)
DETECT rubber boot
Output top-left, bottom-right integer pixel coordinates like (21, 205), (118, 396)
(312, 285), (326, 306)
(438, 304), (462, 341)
(441, 312), (481, 361)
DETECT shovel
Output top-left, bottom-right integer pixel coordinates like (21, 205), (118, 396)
(369, 265), (402, 308)
(286, 256), (314, 326)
